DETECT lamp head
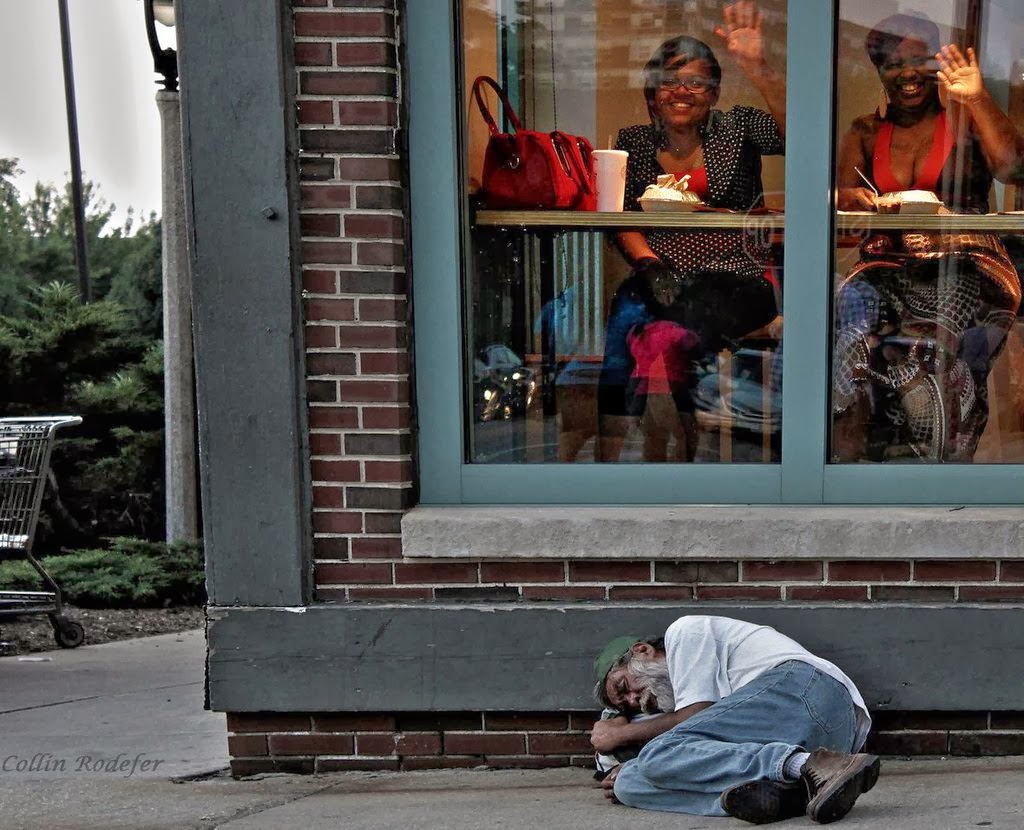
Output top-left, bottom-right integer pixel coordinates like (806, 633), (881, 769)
(153, 0), (175, 27)
(144, 0), (178, 91)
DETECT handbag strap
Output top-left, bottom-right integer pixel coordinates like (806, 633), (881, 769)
(472, 75), (524, 137)
(551, 132), (594, 196)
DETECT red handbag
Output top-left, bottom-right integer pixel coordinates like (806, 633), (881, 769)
(472, 76), (596, 211)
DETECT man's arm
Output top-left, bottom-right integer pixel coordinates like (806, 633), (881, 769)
(590, 701), (714, 753)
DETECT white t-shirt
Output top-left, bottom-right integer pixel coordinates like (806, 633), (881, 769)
(665, 615), (872, 751)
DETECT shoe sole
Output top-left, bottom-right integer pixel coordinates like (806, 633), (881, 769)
(721, 781), (807, 825)
(808, 755), (881, 824)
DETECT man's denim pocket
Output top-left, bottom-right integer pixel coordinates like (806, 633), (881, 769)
(800, 668), (854, 737)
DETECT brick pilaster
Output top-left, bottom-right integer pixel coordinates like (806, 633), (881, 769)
(293, 0), (413, 582)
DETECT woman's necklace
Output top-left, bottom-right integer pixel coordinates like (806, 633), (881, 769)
(659, 135), (703, 170)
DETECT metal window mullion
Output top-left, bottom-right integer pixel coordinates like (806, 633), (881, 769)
(407, 0), (465, 502)
(778, 0), (836, 504)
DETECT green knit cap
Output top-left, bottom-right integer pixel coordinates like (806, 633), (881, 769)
(593, 635), (641, 684)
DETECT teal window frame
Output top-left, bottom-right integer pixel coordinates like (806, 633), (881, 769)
(407, 0), (1024, 505)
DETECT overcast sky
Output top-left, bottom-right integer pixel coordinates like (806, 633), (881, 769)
(0, 0), (168, 228)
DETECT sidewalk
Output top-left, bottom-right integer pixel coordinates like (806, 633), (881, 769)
(0, 629), (226, 779)
(1, 631), (1022, 829)
(214, 760), (1024, 830)
(3, 759), (1023, 830)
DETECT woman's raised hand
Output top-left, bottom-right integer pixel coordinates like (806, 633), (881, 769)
(714, 1), (765, 69)
(936, 45), (985, 106)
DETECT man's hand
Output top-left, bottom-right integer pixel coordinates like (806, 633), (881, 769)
(601, 764), (623, 803)
(715, 1), (765, 71)
(590, 716), (629, 754)
(936, 45), (985, 107)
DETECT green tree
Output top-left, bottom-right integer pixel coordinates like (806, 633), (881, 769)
(0, 157), (163, 335)
(106, 215), (163, 340)
(0, 159), (32, 315)
(0, 283), (165, 549)
(0, 161), (167, 551)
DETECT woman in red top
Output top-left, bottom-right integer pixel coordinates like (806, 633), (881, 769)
(837, 15), (1022, 213)
(832, 13), (1023, 462)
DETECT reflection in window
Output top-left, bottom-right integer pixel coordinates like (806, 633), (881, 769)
(831, 0), (1024, 463)
(462, 0), (788, 464)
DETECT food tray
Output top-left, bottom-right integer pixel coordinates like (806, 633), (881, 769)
(639, 197), (704, 213)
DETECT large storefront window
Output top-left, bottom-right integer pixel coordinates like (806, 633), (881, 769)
(409, 0), (1024, 501)
(830, 0), (1024, 463)
(461, 0), (788, 464)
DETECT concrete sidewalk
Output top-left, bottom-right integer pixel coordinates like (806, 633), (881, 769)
(3, 759), (1023, 830)
(0, 629), (226, 779)
(213, 760), (1024, 830)
(1, 631), (1022, 829)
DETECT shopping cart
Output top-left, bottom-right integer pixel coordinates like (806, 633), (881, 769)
(0, 416), (85, 649)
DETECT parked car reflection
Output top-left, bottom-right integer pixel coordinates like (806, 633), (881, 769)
(693, 347), (782, 434)
(473, 345), (537, 422)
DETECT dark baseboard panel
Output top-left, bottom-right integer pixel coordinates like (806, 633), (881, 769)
(207, 604), (1024, 713)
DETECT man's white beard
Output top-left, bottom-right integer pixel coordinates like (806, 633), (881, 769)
(627, 655), (675, 714)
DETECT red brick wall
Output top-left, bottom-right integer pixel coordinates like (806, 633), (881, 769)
(316, 558), (1024, 603)
(227, 710), (1024, 775)
(296, 0), (413, 572)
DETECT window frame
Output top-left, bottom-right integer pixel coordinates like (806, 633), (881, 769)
(407, 0), (1024, 506)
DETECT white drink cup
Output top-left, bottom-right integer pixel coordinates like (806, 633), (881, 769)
(593, 149), (628, 212)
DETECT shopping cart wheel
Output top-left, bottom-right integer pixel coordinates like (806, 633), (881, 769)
(53, 620), (85, 649)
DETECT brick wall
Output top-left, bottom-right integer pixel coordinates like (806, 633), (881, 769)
(227, 710), (1024, 776)
(239, 1), (1024, 777)
(295, 0), (413, 572)
(315, 559), (1024, 603)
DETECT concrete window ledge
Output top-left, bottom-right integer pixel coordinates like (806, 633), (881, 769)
(402, 506), (1024, 560)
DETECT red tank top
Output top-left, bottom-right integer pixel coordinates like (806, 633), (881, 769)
(872, 111), (954, 194)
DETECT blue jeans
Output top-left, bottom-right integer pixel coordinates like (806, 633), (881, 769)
(613, 660), (859, 816)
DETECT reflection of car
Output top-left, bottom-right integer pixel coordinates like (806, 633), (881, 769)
(473, 345), (537, 422)
(693, 348), (782, 433)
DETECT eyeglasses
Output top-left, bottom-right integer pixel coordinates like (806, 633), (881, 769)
(881, 55), (939, 72)
(658, 75), (717, 94)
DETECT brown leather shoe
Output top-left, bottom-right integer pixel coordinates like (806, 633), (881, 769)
(721, 780), (808, 824)
(801, 748), (881, 824)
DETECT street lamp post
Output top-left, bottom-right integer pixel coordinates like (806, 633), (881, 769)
(145, 0), (197, 542)
(56, 0), (90, 302)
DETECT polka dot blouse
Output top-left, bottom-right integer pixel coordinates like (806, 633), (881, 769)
(615, 107), (785, 282)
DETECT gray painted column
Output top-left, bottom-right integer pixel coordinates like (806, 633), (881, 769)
(158, 89), (198, 543)
(177, 0), (310, 606)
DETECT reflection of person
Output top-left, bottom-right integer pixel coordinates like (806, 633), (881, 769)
(833, 13), (1023, 461)
(598, 2), (786, 461)
(536, 287), (604, 462)
(616, 3), (785, 281)
(837, 16), (1023, 212)
(591, 617), (877, 824)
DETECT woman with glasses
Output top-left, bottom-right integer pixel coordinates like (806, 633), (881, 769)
(832, 13), (1023, 462)
(837, 14), (1021, 213)
(598, 1), (786, 462)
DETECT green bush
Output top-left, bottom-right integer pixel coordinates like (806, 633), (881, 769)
(0, 283), (165, 548)
(0, 158), (166, 551)
(0, 537), (205, 608)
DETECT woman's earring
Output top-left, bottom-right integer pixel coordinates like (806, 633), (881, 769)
(877, 87), (889, 120)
